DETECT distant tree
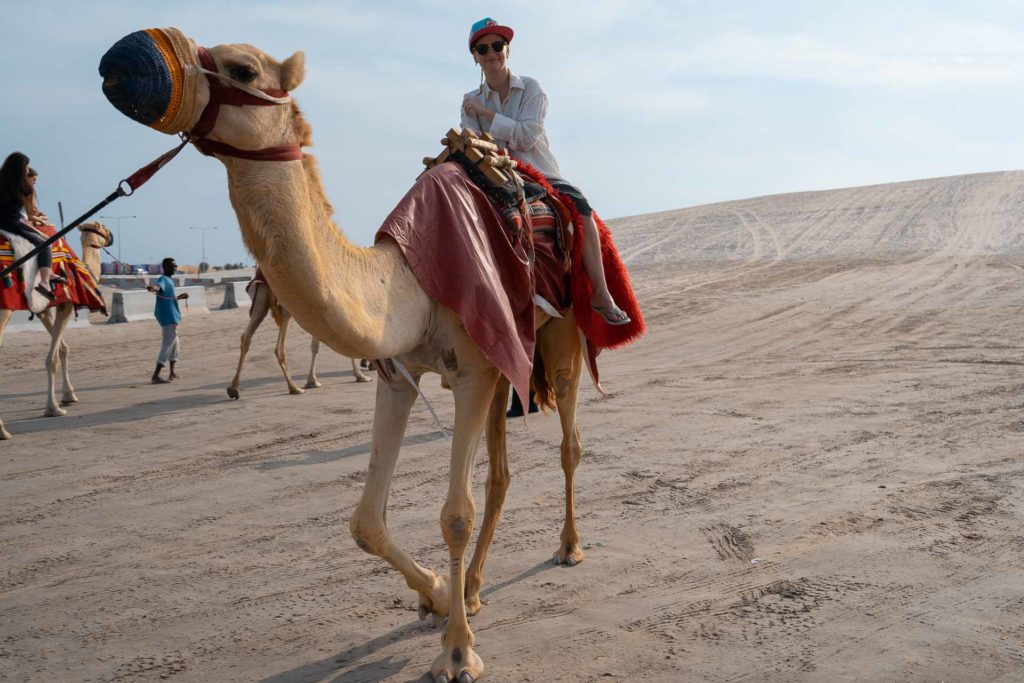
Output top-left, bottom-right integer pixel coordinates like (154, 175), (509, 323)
(199, 261), (209, 274)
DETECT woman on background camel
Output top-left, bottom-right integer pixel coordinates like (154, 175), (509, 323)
(0, 152), (64, 300)
(460, 17), (630, 326)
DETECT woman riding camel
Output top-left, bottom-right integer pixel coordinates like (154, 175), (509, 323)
(460, 17), (630, 326)
(0, 152), (64, 301)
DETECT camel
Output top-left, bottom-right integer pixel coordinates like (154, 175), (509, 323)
(226, 274), (371, 400)
(100, 30), (587, 682)
(0, 221), (112, 440)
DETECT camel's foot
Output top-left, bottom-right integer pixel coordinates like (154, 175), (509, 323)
(60, 392), (79, 405)
(464, 591), (485, 617)
(0, 426), (11, 440)
(431, 637), (483, 683)
(417, 574), (451, 622)
(226, 386), (240, 400)
(304, 379), (322, 389)
(288, 386), (305, 395)
(44, 405), (67, 418)
(354, 373), (373, 383)
(552, 542), (585, 567)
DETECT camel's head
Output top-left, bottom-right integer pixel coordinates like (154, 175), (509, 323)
(79, 222), (114, 249)
(99, 28), (306, 150)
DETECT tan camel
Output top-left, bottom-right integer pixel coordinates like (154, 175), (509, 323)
(226, 275), (371, 399)
(0, 221), (112, 440)
(101, 31), (586, 682)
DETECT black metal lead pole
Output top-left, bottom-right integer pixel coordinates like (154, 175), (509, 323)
(0, 187), (124, 280)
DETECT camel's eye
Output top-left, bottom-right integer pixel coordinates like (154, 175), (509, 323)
(229, 65), (258, 83)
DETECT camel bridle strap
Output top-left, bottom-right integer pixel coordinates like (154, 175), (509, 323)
(80, 226), (113, 245)
(187, 47), (303, 162)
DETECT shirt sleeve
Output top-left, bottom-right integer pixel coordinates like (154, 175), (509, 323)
(460, 92), (485, 134)
(460, 98), (475, 133)
(488, 84), (548, 153)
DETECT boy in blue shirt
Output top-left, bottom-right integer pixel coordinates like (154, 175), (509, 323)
(146, 257), (189, 384)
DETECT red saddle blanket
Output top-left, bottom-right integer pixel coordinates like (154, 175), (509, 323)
(376, 163), (644, 399)
(0, 224), (107, 315)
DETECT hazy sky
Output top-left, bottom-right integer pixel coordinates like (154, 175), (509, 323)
(3, 1), (1023, 265)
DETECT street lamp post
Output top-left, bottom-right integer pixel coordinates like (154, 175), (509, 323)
(98, 214), (136, 267)
(187, 226), (218, 274)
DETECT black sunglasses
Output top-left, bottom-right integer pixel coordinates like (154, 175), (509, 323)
(473, 40), (507, 56)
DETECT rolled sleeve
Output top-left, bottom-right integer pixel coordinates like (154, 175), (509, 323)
(502, 89), (547, 152)
(488, 113), (516, 141)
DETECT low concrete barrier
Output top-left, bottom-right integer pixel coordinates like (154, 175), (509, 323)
(107, 286), (209, 324)
(220, 281), (251, 310)
(3, 310), (92, 335)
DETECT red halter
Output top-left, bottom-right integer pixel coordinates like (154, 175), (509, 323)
(188, 47), (303, 162)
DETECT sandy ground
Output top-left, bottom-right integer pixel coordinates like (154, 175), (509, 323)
(2, 170), (1024, 682)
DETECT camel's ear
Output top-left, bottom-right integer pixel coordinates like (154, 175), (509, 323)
(281, 51), (305, 91)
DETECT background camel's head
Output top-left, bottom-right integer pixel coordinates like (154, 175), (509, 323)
(99, 28), (305, 150)
(78, 222), (114, 249)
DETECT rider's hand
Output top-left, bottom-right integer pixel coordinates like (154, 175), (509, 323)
(463, 97), (491, 120)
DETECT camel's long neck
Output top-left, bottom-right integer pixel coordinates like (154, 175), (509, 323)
(80, 241), (102, 281)
(223, 157), (428, 359)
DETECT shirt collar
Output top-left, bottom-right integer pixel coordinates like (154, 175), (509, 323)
(481, 70), (525, 98)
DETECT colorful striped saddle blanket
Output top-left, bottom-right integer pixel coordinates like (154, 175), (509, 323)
(0, 224), (107, 315)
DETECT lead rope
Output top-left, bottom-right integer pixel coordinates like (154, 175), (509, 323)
(99, 247), (187, 309)
(392, 358), (451, 440)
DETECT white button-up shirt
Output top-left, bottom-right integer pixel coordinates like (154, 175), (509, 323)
(461, 71), (564, 182)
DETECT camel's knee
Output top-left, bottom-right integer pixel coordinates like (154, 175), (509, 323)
(350, 512), (389, 556)
(561, 433), (582, 471)
(441, 500), (476, 549)
(552, 370), (577, 401)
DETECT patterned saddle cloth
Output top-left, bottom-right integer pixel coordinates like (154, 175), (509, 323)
(0, 224), (107, 315)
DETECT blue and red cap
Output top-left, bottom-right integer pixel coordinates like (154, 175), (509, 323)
(468, 17), (514, 49)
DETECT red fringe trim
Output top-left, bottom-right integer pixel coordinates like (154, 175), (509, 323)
(515, 163), (646, 350)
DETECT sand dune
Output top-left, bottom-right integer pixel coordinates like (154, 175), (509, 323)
(2, 171), (1023, 681)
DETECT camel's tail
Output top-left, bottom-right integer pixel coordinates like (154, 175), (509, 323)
(268, 297), (285, 328)
(531, 347), (557, 414)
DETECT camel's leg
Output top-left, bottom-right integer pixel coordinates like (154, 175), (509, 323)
(57, 335), (76, 404)
(304, 336), (322, 389)
(38, 308), (77, 405)
(0, 309), (10, 438)
(227, 287), (270, 400)
(351, 357), (373, 383)
(540, 315), (586, 566)
(0, 308), (11, 347)
(42, 305), (73, 417)
(274, 310), (305, 395)
(350, 370), (446, 610)
(464, 375), (511, 616)
(431, 369), (498, 683)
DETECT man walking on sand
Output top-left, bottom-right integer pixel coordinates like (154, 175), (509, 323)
(146, 257), (189, 384)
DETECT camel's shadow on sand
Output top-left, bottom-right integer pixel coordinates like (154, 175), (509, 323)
(261, 559), (555, 683)
(255, 431), (448, 471)
(3, 369), (370, 436)
(5, 392), (223, 435)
